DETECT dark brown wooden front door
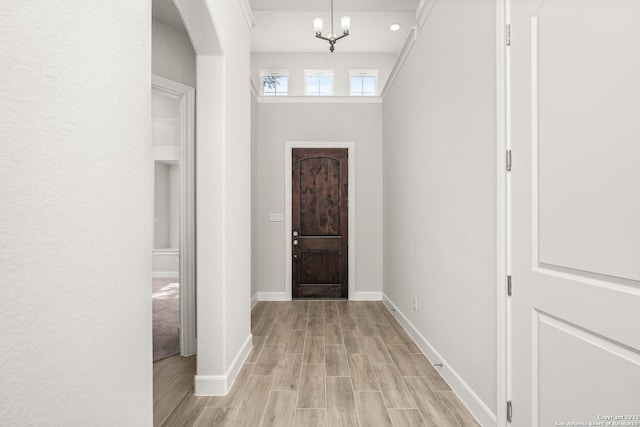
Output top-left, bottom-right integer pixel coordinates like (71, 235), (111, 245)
(292, 148), (348, 299)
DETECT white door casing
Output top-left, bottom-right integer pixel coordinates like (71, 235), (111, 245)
(510, 1), (640, 425)
(152, 75), (197, 356)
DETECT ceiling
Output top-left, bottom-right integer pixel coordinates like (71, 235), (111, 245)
(249, 0), (417, 12)
(251, 10), (414, 54)
(152, 0), (418, 54)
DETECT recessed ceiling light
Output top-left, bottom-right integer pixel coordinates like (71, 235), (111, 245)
(390, 23), (401, 32)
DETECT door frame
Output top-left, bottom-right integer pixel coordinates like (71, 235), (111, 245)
(496, 0), (510, 425)
(152, 74), (197, 356)
(285, 141), (355, 300)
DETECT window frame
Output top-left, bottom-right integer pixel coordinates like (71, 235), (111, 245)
(261, 69), (289, 96)
(349, 70), (378, 97)
(304, 70), (334, 96)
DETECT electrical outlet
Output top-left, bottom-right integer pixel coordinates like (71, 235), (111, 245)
(413, 297), (418, 311)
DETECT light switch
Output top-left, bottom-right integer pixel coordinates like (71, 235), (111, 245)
(269, 213), (284, 222)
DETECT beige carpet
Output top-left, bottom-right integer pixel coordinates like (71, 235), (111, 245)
(153, 278), (180, 362)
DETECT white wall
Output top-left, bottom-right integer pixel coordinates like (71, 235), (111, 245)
(181, 0), (253, 395)
(251, 53), (396, 96)
(382, 0), (497, 423)
(255, 102), (383, 298)
(0, 2), (152, 425)
(152, 89), (181, 147)
(251, 93), (259, 301)
(153, 18), (196, 88)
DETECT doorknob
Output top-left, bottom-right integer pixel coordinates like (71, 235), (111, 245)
(293, 239), (298, 246)
(292, 230), (299, 237)
(293, 253), (299, 259)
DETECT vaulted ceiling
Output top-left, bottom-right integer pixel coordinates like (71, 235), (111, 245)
(153, 0), (418, 54)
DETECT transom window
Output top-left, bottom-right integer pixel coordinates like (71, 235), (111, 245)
(261, 70), (289, 96)
(305, 70), (333, 96)
(350, 71), (377, 96)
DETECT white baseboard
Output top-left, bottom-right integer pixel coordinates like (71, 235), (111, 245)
(152, 271), (179, 279)
(382, 294), (497, 427)
(350, 291), (382, 301)
(255, 291), (382, 301)
(194, 334), (252, 396)
(251, 293), (259, 309)
(257, 292), (290, 301)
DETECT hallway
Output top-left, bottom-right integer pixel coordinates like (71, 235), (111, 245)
(154, 301), (479, 426)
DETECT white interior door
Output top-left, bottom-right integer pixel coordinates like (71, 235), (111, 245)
(510, 1), (640, 424)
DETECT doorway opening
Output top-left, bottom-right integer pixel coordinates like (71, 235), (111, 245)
(152, 75), (196, 360)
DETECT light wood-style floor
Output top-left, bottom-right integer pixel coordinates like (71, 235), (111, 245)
(154, 300), (480, 426)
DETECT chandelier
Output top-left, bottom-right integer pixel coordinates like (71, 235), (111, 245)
(313, 0), (350, 52)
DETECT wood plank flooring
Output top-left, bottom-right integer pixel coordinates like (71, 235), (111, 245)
(154, 301), (480, 427)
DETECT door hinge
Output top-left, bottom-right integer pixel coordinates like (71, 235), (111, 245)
(507, 400), (513, 422)
(507, 275), (512, 296)
(506, 24), (511, 46)
(506, 150), (512, 171)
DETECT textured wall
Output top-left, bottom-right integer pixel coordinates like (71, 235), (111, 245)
(195, 55), (227, 379)
(255, 103), (384, 297)
(251, 94), (259, 300)
(192, 0), (252, 389)
(0, 1), (152, 425)
(382, 0), (497, 417)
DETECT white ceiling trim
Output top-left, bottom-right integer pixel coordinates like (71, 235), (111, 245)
(381, 26), (417, 100)
(251, 78), (260, 99)
(257, 96), (382, 104)
(239, 0), (256, 29)
(416, 0), (436, 28)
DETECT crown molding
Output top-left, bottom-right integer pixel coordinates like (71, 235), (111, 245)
(380, 0), (433, 100)
(238, 0), (256, 30)
(257, 96), (382, 104)
(416, 0), (437, 27)
(381, 26), (417, 100)
(250, 79), (260, 99)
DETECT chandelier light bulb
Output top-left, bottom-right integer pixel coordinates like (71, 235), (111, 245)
(341, 16), (351, 33)
(314, 18), (324, 34)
